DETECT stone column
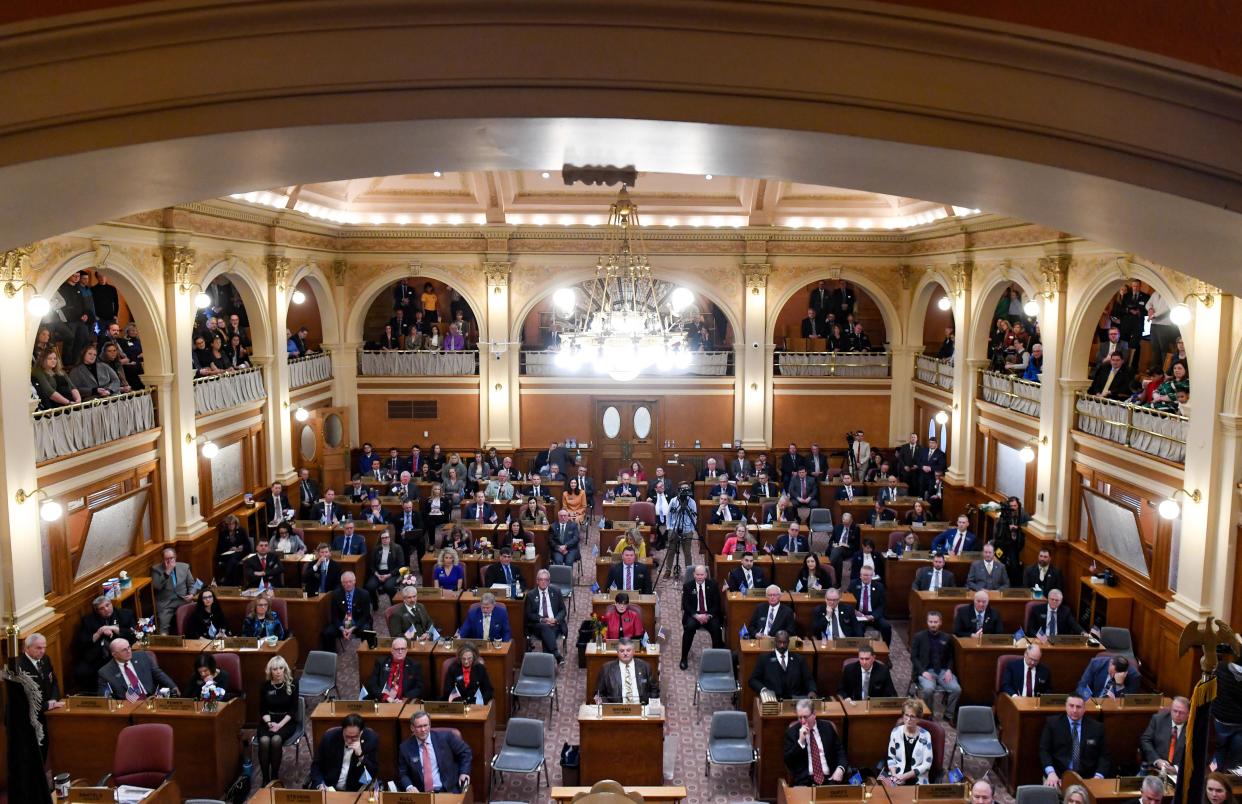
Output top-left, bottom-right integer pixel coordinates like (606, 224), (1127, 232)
(945, 261), (977, 484)
(0, 247), (54, 633)
(888, 344), (921, 445)
(161, 244), (208, 538)
(482, 262), (515, 449)
(739, 263), (771, 448)
(1212, 413), (1242, 623)
(1050, 378), (1090, 537)
(263, 255), (294, 483)
(329, 259), (361, 446)
(1030, 255), (1070, 537)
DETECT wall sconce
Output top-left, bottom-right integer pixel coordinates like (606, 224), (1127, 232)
(1018, 435), (1048, 463)
(177, 281), (212, 309)
(750, 382), (758, 391)
(1169, 287), (1214, 326)
(936, 296), (951, 311)
(494, 383), (503, 392)
(2, 279), (51, 316)
(1158, 488), (1200, 519)
(186, 433), (219, 458)
(15, 488), (63, 522)
(284, 401), (310, 422)
(290, 289), (306, 304)
(934, 410), (949, 425)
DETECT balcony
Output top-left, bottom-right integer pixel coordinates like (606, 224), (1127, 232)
(33, 388), (157, 462)
(358, 349), (479, 376)
(193, 366), (266, 415)
(1074, 392), (1187, 463)
(289, 352), (332, 388)
(915, 355), (954, 390)
(774, 350), (890, 378)
(979, 369), (1041, 417)
(520, 349), (733, 376)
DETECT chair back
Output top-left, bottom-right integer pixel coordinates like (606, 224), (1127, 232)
(628, 501), (656, 525)
(1099, 627), (1136, 662)
(174, 603), (195, 636)
(1015, 785), (1063, 804)
(953, 603), (969, 623)
(548, 564), (573, 588)
(267, 596), (289, 624)
(956, 705), (998, 737)
(303, 650), (338, 679)
(700, 648), (734, 676)
(505, 717), (545, 749)
(1023, 600), (1041, 631)
(808, 508), (833, 529)
(384, 603), (403, 626)
(917, 718), (946, 781)
(841, 657), (859, 676)
(521, 651), (557, 680)
(761, 502), (776, 523)
(211, 653), (245, 697)
(996, 655), (1023, 694)
(432, 726), (463, 743)
(112, 723), (174, 788)
(710, 710), (749, 740)
(887, 531), (907, 551)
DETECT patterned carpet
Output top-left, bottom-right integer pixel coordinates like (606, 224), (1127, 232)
(261, 524), (1012, 802)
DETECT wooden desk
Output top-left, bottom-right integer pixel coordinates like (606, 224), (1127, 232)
(583, 643), (662, 704)
(311, 700), (408, 785)
(132, 698), (246, 800)
(815, 639), (889, 695)
(48, 699), (142, 783)
(1091, 697), (1171, 779)
(282, 553), (366, 594)
(425, 701), (495, 802)
(421, 554), (478, 589)
(138, 637), (299, 723)
(432, 640), (514, 725)
(739, 637), (818, 715)
(909, 590), (1034, 639)
(770, 556), (807, 591)
(215, 591), (331, 666)
(247, 787), (365, 802)
(753, 698), (845, 800)
(726, 590), (772, 651)
(1063, 773), (1174, 802)
(458, 590), (526, 662)
(356, 640), (436, 701)
(475, 554), (542, 590)
(578, 704), (666, 785)
(595, 554), (656, 592)
(836, 496), (918, 523)
(592, 593), (657, 637)
(788, 592), (857, 639)
(604, 500), (642, 523)
(401, 587), (462, 634)
(885, 556), (975, 620)
(859, 522), (946, 550)
(296, 520), (390, 553)
(884, 785), (969, 804)
(953, 636), (1102, 704)
(839, 697), (902, 767)
(552, 786), (687, 802)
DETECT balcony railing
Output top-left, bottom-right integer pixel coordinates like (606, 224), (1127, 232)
(1074, 392), (1187, 463)
(916, 355), (954, 390)
(359, 350), (479, 376)
(521, 350), (733, 376)
(193, 366), (266, 415)
(33, 388), (157, 462)
(289, 352), (332, 388)
(775, 350), (891, 378)
(979, 369), (1041, 417)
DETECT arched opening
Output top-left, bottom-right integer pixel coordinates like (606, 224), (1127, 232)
(918, 283), (956, 360)
(772, 278), (889, 351)
(977, 281), (1042, 377)
(358, 275), (479, 350)
(285, 278), (324, 356)
(190, 274), (259, 374)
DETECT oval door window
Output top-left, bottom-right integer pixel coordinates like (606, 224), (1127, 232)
(633, 406), (652, 439)
(324, 413), (344, 448)
(602, 406), (621, 439)
(299, 425), (317, 461)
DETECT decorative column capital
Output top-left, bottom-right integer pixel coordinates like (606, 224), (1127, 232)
(1037, 254), (1071, 295)
(484, 261), (512, 289)
(741, 263), (771, 295)
(162, 245), (196, 285)
(0, 245), (34, 287)
(949, 260), (973, 296)
(331, 259), (348, 287)
(896, 264), (915, 290)
(266, 254), (291, 288)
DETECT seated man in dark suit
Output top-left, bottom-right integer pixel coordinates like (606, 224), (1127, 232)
(524, 569), (568, 663)
(812, 588), (861, 641)
(311, 488), (345, 525)
(302, 542), (343, 595)
(826, 512), (860, 585)
(595, 638), (659, 704)
(1001, 643), (1052, 697)
(75, 595), (138, 689)
(680, 564), (725, 670)
(1087, 351), (1134, 401)
(1025, 588), (1082, 639)
(387, 586), (437, 642)
(606, 546), (652, 594)
(749, 585), (797, 638)
(462, 491), (497, 524)
(458, 592), (512, 641)
(864, 499), (897, 526)
(784, 697), (847, 785)
(748, 471), (778, 500)
(849, 565), (892, 645)
(952, 590), (1005, 637)
(481, 548), (524, 597)
(363, 637), (424, 702)
(398, 710), (473, 793)
(707, 474), (737, 500)
(710, 497), (746, 525)
(321, 571), (373, 651)
(913, 553), (957, 591)
(1075, 654), (1139, 700)
(241, 536), (284, 589)
(97, 637), (180, 699)
(931, 515), (979, 555)
(1140, 695), (1189, 775)
(310, 713), (381, 791)
(1039, 695), (1112, 785)
(726, 551), (767, 593)
(749, 630), (815, 700)
(773, 521), (810, 555)
(838, 645), (897, 701)
(833, 472), (861, 502)
(331, 521), (367, 556)
(1023, 548), (1066, 594)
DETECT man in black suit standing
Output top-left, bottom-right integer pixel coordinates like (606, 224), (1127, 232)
(1140, 696), (1189, 776)
(296, 467), (321, 519)
(812, 588), (861, 641)
(915, 438), (947, 497)
(787, 466), (819, 522)
(749, 631), (815, 700)
(749, 585), (797, 638)
(310, 713), (381, 791)
(268, 480), (293, 522)
(895, 433), (924, 490)
(1000, 643), (1052, 697)
(838, 645), (897, 701)
(525, 569), (568, 664)
(914, 553), (957, 592)
(680, 564), (724, 670)
(606, 546), (652, 594)
(726, 552), (767, 593)
(1026, 588), (1082, 639)
(849, 565), (892, 645)
(784, 697), (847, 785)
(779, 443), (804, 485)
(363, 637), (424, 703)
(311, 487), (344, 524)
(1023, 548), (1066, 595)
(303, 542), (343, 595)
(595, 638), (659, 704)
(321, 571), (373, 651)
(810, 281), (832, 317)
(1039, 695), (1112, 785)
(953, 590), (1005, 637)
(19, 632), (63, 759)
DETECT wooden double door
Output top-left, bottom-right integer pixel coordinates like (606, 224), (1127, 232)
(591, 399), (659, 484)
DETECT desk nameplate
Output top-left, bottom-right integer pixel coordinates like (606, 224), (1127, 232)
(274, 588), (306, 599)
(145, 634), (184, 648)
(601, 703), (643, 716)
(979, 635), (1015, 646)
(824, 638), (871, 650)
(812, 785), (865, 800)
(65, 695), (113, 711)
(380, 794), (434, 804)
(936, 588), (968, 597)
(273, 790), (326, 804)
(915, 783), (968, 800)
(1000, 589), (1032, 599)
(222, 637), (257, 650)
(1039, 694), (1069, 708)
(865, 697), (906, 711)
(1048, 635), (1090, 646)
(422, 701), (467, 715)
(153, 697), (198, 712)
(67, 787), (113, 803)
(1124, 694), (1164, 708)
(333, 700), (379, 714)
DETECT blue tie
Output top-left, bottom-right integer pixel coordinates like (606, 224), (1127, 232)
(170, 568), (177, 587)
(345, 590), (354, 611)
(504, 565), (512, 587)
(319, 566), (328, 593)
(1070, 721), (1081, 771)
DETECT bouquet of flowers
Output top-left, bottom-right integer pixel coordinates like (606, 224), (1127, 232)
(136, 617), (156, 644)
(200, 682), (224, 712)
(590, 613), (605, 647)
(396, 566), (417, 589)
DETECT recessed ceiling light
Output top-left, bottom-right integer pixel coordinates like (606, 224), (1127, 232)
(704, 174), (714, 181)
(541, 171), (551, 179)
(432, 171), (442, 178)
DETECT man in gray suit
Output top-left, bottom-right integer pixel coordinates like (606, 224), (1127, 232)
(731, 448), (755, 480)
(594, 638), (659, 704)
(98, 638), (179, 698)
(151, 546), (197, 633)
(966, 542), (1009, 591)
(1140, 696), (1189, 775)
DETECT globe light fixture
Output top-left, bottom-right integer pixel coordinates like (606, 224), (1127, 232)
(936, 296), (952, 311)
(1169, 304), (1192, 326)
(194, 291), (213, 309)
(27, 295), (50, 316)
(1023, 299), (1040, 317)
(293, 406), (310, 422)
(291, 289), (306, 304)
(934, 410), (949, 426)
(1159, 488), (1200, 520)
(200, 439), (219, 459)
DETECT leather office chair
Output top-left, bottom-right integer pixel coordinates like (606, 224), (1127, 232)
(211, 652), (246, 699)
(627, 501), (656, 526)
(101, 723), (174, 788)
(173, 602), (195, 636)
(996, 654), (1024, 694)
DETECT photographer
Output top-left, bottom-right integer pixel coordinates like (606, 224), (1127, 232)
(667, 483), (699, 570)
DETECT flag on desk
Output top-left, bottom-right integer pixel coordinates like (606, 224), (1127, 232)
(3, 668), (52, 804)
(739, 624), (750, 639)
(590, 582), (600, 594)
(1013, 628), (1025, 642)
(1177, 669), (1218, 804)
(947, 768), (965, 783)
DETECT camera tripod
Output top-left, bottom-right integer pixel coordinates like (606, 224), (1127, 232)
(659, 497), (698, 586)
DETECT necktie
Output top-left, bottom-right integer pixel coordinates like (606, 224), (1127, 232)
(421, 739), (435, 792)
(778, 652), (787, 671)
(976, 611), (984, 631)
(1102, 368), (1118, 395)
(931, 570), (941, 591)
(170, 568), (177, 587)
(1070, 721), (1081, 771)
(623, 664), (636, 703)
(625, 566), (633, 591)
(832, 611), (842, 640)
(1049, 610), (1058, 636)
(698, 584), (706, 614)
(483, 614), (491, 638)
(1169, 726), (1178, 762)
(744, 570), (752, 590)
(1026, 667), (1034, 697)
(846, 486), (852, 500)
(123, 662), (145, 698)
(540, 592), (549, 619)
(861, 585), (870, 614)
(952, 533), (964, 554)
(404, 514), (412, 530)
(862, 671), (870, 700)
(503, 565), (513, 588)
(259, 555), (266, 572)
(319, 564), (328, 593)
(766, 608), (776, 634)
(477, 505), (483, 519)
(809, 728), (826, 785)
(800, 480), (806, 497)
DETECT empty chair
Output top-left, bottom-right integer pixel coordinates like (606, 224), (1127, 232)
(548, 564), (575, 612)
(173, 602), (195, 636)
(705, 711), (759, 797)
(1016, 786), (1063, 804)
(101, 723), (174, 788)
(511, 651), (558, 712)
(491, 717), (550, 789)
(628, 501), (656, 526)
(695, 648), (740, 720)
(807, 508), (834, 554)
(1100, 627), (1139, 665)
(952, 705), (1008, 774)
(298, 650), (338, 702)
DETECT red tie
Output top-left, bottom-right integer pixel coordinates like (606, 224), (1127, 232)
(1026, 667), (1034, 697)
(259, 555), (266, 571)
(801, 480), (806, 497)
(809, 727), (826, 785)
(1169, 727), (1178, 762)
(421, 739), (434, 792)
(698, 584), (707, 614)
(123, 662), (146, 698)
(861, 585), (870, 614)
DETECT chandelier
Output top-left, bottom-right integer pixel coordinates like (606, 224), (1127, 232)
(552, 188), (694, 381)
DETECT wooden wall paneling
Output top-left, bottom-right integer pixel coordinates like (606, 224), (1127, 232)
(356, 391), (480, 447)
(772, 391), (891, 448)
(520, 394), (594, 450)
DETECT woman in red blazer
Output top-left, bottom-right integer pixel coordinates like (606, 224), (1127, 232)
(602, 593), (646, 640)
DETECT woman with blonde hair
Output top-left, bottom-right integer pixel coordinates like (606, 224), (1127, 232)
(1063, 784), (1092, 804)
(434, 547), (464, 591)
(242, 594), (287, 640)
(256, 655), (299, 784)
(884, 698), (934, 785)
(31, 349), (81, 409)
(611, 526), (648, 558)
